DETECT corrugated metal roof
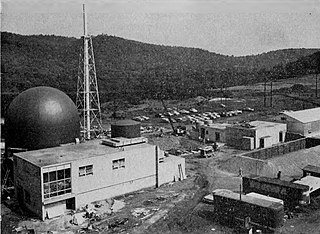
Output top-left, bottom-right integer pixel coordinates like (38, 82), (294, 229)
(283, 107), (320, 123)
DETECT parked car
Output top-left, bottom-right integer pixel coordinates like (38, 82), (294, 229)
(243, 107), (255, 112)
(141, 115), (150, 121)
(132, 116), (144, 121)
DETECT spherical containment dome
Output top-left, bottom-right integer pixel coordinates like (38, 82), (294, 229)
(6, 86), (80, 150)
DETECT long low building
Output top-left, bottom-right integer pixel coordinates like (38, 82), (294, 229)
(14, 137), (185, 220)
(280, 107), (320, 137)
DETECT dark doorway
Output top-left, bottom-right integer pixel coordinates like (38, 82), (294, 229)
(201, 128), (205, 139)
(279, 131), (283, 142)
(260, 138), (265, 148)
(215, 132), (220, 142)
(66, 197), (75, 210)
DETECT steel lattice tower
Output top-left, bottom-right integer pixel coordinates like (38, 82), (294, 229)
(76, 4), (103, 139)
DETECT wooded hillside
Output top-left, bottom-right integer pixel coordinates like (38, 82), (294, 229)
(1, 32), (319, 105)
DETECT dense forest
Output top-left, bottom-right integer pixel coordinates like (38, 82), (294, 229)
(1, 32), (320, 110)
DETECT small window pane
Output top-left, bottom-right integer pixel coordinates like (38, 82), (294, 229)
(57, 170), (64, 180)
(86, 166), (93, 175)
(65, 179), (71, 189)
(79, 167), (85, 177)
(113, 160), (119, 169)
(57, 181), (65, 190)
(65, 168), (71, 178)
(49, 171), (57, 181)
(44, 184), (49, 195)
(65, 189), (71, 194)
(43, 173), (49, 183)
(50, 182), (57, 192)
(58, 190), (65, 195)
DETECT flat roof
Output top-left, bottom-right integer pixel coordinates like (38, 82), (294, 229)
(203, 123), (231, 130)
(230, 121), (286, 130)
(244, 175), (309, 191)
(303, 165), (320, 174)
(283, 107), (320, 123)
(15, 139), (154, 168)
(213, 189), (283, 209)
(294, 176), (320, 191)
(246, 192), (284, 204)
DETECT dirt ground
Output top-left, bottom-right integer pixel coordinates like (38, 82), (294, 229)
(3, 139), (320, 234)
(2, 80), (320, 233)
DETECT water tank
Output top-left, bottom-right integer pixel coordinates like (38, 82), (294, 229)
(5, 86), (80, 150)
(111, 119), (140, 138)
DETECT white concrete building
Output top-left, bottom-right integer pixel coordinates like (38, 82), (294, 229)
(226, 121), (287, 150)
(13, 137), (185, 220)
(281, 107), (320, 137)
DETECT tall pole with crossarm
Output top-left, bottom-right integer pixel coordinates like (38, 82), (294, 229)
(76, 4), (103, 140)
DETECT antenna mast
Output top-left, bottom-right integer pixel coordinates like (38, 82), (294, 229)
(76, 4), (103, 139)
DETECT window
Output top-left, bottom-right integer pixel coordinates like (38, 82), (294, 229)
(43, 165), (71, 199)
(113, 158), (125, 170)
(206, 130), (209, 135)
(79, 165), (93, 177)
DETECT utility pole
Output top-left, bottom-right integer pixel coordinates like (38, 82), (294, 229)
(264, 78), (267, 107)
(316, 73), (318, 98)
(270, 81), (273, 107)
(76, 4), (103, 140)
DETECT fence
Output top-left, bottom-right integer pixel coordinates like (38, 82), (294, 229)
(239, 138), (306, 160)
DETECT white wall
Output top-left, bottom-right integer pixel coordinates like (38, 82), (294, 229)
(71, 144), (157, 207)
(255, 124), (286, 148)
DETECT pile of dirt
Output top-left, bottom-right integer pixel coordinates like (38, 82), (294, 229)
(265, 145), (320, 178)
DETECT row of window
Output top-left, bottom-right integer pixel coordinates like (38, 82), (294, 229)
(42, 158), (126, 199)
(43, 167), (72, 199)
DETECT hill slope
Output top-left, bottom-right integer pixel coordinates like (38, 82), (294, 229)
(1, 32), (319, 103)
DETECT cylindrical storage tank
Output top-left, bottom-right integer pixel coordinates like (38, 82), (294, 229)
(205, 120), (213, 125)
(5, 86), (80, 150)
(111, 119), (141, 138)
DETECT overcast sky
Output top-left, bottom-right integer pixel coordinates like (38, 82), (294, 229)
(1, 0), (320, 56)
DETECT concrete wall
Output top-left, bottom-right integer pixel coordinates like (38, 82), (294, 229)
(226, 123), (286, 150)
(255, 124), (286, 149)
(72, 144), (157, 207)
(226, 127), (255, 149)
(239, 138), (306, 160)
(13, 156), (42, 218)
(199, 126), (227, 143)
(15, 143), (187, 220)
(286, 116), (320, 136)
(158, 156), (186, 185)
